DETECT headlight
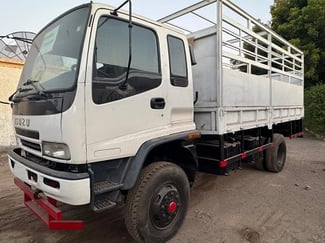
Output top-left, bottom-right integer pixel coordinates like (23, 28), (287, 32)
(42, 141), (71, 160)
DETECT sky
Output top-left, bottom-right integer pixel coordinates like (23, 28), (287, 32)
(0, 0), (274, 36)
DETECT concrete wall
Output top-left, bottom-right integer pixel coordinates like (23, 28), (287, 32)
(0, 58), (23, 151)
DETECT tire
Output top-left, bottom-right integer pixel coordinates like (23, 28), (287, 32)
(255, 137), (270, 171)
(265, 133), (286, 172)
(124, 162), (190, 243)
(255, 155), (266, 171)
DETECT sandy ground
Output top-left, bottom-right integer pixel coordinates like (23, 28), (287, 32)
(0, 133), (324, 243)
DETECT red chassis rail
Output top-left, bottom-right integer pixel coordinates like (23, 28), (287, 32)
(14, 177), (84, 230)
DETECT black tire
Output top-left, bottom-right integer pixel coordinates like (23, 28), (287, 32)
(255, 155), (266, 171)
(265, 133), (286, 172)
(124, 162), (190, 243)
(255, 137), (270, 171)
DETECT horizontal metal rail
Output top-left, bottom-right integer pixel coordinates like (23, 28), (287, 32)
(159, 0), (304, 87)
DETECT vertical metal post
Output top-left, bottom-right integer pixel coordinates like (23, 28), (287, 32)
(216, 0), (223, 107)
(300, 53), (305, 87)
(268, 33), (272, 108)
(219, 135), (225, 161)
(240, 130), (244, 152)
(267, 33), (273, 130)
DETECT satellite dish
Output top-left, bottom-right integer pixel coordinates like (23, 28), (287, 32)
(0, 31), (36, 61)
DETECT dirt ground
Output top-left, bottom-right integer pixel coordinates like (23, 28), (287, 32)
(0, 133), (324, 243)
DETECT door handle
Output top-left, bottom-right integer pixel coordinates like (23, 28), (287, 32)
(150, 97), (165, 109)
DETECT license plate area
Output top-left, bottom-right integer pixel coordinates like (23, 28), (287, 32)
(27, 170), (38, 182)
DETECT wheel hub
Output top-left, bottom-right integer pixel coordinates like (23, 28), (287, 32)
(168, 201), (177, 214)
(150, 184), (180, 229)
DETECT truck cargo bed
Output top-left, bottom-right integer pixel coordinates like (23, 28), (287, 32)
(160, 0), (304, 135)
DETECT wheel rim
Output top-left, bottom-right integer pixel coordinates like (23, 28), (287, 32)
(276, 143), (285, 168)
(150, 184), (180, 229)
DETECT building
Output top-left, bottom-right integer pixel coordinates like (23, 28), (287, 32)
(0, 58), (23, 151)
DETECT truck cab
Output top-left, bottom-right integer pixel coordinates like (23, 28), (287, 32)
(9, 2), (197, 203)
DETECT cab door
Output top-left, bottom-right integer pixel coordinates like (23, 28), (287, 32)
(84, 9), (169, 163)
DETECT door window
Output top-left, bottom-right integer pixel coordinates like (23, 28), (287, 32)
(167, 35), (188, 87)
(93, 17), (161, 104)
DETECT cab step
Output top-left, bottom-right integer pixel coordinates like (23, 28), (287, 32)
(93, 197), (117, 212)
(94, 181), (123, 195)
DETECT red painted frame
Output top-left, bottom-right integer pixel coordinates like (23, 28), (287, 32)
(14, 177), (84, 230)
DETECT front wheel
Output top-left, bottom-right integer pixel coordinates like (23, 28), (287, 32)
(265, 133), (287, 172)
(124, 162), (190, 243)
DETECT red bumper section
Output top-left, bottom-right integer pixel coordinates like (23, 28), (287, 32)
(14, 177), (84, 230)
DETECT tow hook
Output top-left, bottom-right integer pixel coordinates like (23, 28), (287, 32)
(33, 189), (43, 199)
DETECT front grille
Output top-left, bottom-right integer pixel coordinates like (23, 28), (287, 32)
(21, 139), (41, 152)
(15, 128), (39, 139)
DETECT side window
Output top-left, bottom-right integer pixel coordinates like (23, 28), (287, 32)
(92, 17), (161, 104)
(167, 35), (188, 87)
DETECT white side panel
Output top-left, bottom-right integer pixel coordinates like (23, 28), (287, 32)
(195, 106), (303, 135)
(222, 108), (271, 133)
(272, 79), (304, 106)
(191, 31), (218, 108)
(223, 69), (270, 107)
(194, 108), (218, 133)
(272, 107), (304, 123)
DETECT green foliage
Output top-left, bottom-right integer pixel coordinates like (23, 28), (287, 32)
(271, 0), (325, 88)
(304, 84), (325, 136)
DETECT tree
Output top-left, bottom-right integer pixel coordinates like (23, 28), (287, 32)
(304, 84), (325, 135)
(271, 0), (325, 87)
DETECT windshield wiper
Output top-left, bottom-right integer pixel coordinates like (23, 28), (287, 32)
(23, 79), (48, 98)
(9, 86), (32, 102)
(0, 35), (34, 44)
(9, 80), (48, 103)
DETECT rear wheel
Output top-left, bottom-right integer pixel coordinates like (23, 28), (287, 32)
(255, 137), (270, 171)
(125, 162), (190, 243)
(255, 155), (266, 171)
(265, 133), (286, 172)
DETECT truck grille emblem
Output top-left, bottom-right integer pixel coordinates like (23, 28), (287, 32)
(15, 118), (30, 127)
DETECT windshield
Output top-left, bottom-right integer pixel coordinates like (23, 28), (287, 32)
(18, 6), (89, 92)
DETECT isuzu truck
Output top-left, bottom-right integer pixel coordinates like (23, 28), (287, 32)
(8, 0), (304, 242)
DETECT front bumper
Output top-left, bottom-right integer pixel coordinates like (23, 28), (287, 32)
(8, 148), (90, 205)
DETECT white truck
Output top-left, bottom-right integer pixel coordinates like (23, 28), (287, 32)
(8, 0), (304, 242)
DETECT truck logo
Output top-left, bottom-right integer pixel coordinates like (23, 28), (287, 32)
(15, 118), (30, 127)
